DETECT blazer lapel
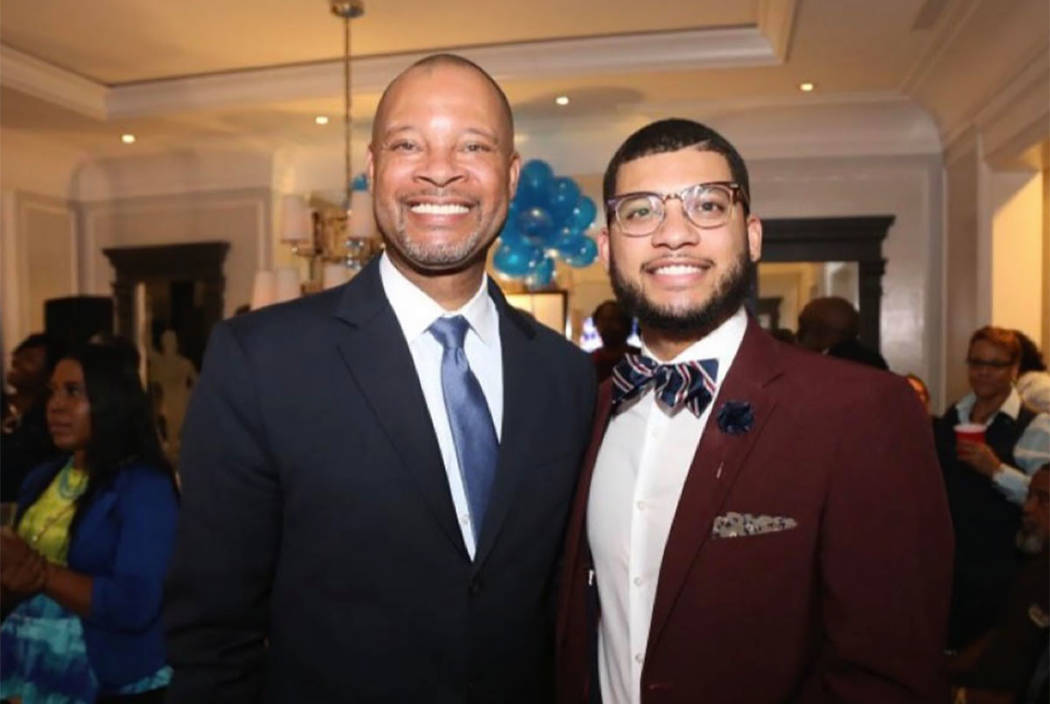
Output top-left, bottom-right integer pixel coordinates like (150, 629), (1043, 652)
(647, 319), (784, 651)
(473, 281), (540, 566)
(331, 260), (467, 557)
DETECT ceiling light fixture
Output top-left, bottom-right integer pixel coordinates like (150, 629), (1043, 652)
(121, 134), (136, 144)
(315, 115), (330, 125)
(555, 95), (570, 106)
(799, 82), (815, 92)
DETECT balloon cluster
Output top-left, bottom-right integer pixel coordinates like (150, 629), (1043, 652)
(493, 160), (599, 289)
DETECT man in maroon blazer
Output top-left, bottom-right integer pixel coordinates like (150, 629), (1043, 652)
(555, 118), (954, 704)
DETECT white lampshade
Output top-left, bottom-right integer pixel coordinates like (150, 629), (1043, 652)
(274, 267), (302, 304)
(322, 263), (350, 290)
(348, 189), (377, 240)
(279, 194), (312, 244)
(250, 270), (276, 310)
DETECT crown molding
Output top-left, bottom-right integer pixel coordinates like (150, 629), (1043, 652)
(0, 45), (107, 119)
(899, 0), (982, 93)
(5, 25), (779, 120)
(757, 0), (799, 62)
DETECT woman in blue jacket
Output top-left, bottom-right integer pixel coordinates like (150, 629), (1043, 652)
(1, 342), (178, 703)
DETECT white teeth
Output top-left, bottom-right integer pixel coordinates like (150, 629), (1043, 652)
(410, 203), (469, 215)
(653, 264), (704, 275)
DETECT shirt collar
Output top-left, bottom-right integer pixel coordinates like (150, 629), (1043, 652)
(639, 306), (748, 386)
(379, 252), (498, 347)
(954, 387), (1022, 423)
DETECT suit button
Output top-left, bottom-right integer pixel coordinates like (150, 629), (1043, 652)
(647, 682), (672, 692)
(469, 576), (482, 595)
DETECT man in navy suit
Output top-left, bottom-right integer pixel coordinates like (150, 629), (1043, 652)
(164, 54), (596, 703)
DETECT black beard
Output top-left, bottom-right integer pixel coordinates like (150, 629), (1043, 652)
(610, 247), (754, 340)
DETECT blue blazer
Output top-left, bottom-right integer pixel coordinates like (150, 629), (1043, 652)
(17, 458), (179, 690)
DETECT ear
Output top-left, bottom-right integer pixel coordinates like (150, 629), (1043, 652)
(366, 145), (376, 192)
(598, 227), (611, 273)
(746, 215), (763, 262)
(507, 150), (522, 199)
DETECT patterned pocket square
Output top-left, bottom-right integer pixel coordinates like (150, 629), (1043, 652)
(711, 511), (798, 539)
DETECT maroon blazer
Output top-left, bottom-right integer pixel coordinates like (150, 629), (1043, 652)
(556, 320), (954, 704)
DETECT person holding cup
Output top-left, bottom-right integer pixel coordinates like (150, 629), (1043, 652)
(0, 343), (178, 703)
(935, 326), (1050, 652)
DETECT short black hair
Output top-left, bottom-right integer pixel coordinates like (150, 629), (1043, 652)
(602, 118), (750, 221)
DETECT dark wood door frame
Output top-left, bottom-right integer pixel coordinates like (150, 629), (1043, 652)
(761, 216), (893, 352)
(102, 241), (230, 340)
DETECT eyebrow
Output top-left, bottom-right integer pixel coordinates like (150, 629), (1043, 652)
(379, 124), (503, 145)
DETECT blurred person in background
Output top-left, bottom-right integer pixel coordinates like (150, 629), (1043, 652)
(797, 296), (889, 370)
(935, 327), (1050, 652)
(1014, 331), (1050, 414)
(2, 334), (66, 503)
(949, 464), (1049, 704)
(0, 344), (179, 703)
(590, 299), (640, 382)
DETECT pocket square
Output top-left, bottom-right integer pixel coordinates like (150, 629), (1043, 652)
(711, 511), (798, 539)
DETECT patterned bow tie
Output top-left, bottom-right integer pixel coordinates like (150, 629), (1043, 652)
(611, 353), (719, 417)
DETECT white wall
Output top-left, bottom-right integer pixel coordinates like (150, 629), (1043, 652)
(990, 169), (1044, 339)
(81, 188), (271, 317)
(750, 154), (944, 393)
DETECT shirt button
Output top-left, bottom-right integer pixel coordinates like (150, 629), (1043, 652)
(460, 514), (470, 526)
(636, 500), (646, 511)
(633, 576), (643, 586)
(635, 653), (644, 664)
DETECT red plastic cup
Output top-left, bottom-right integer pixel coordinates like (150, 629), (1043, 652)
(954, 423), (986, 444)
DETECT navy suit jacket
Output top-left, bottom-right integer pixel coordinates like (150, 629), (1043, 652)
(17, 459), (178, 690)
(164, 259), (596, 703)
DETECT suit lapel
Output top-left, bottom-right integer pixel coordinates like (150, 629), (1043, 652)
(474, 281), (539, 566)
(331, 260), (467, 557)
(647, 320), (783, 651)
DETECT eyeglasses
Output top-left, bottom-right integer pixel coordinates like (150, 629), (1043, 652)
(606, 181), (749, 237)
(966, 357), (1014, 370)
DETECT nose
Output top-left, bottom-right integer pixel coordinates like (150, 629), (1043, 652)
(417, 148), (464, 189)
(649, 196), (700, 249)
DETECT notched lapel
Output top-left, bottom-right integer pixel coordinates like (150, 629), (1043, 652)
(647, 321), (782, 651)
(331, 263), (467, 557)
(473, 285), (538, 566)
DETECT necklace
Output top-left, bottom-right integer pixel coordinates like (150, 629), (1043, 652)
(56, 463), (87, 500)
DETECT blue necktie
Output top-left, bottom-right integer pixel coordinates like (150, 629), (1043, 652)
(429, 315), (499, 545)
(610, 353), (719, 417)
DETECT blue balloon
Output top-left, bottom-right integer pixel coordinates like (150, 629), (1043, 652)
(548, 177), (581, 223)
(517, 206), (555, 245)
(564, 236), (598, 267)
(526, 256), (555, 289)
(493, 242), (541, 277)
(569, 196), (597, 231)
(517, 160), (554, 208)
(498, 219), (524, 245)
(550, 226), (582, 257)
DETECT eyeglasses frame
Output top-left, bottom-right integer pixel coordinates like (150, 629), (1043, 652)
(605, 181), (750, 237)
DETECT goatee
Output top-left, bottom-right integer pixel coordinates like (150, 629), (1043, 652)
(610, 247), (754, 340)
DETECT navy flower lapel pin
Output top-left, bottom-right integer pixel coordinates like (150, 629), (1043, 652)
(716, 400), (754, 435)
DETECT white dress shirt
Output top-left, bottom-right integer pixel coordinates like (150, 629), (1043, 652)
(379, 253), (503, 558)
(953, 387), (1050, 504)
(587, 307), (747, 704)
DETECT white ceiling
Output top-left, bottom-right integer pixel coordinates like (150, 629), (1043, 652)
(0, 0), (1046, 161)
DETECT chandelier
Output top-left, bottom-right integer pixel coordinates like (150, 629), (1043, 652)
(268, 0), (380, 305)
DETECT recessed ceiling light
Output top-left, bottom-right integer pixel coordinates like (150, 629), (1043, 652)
(799, 82), (815, 92)
(121, 134), (136, 144)
(555, 95), (570, 106)
(314, 115), (329, 125)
